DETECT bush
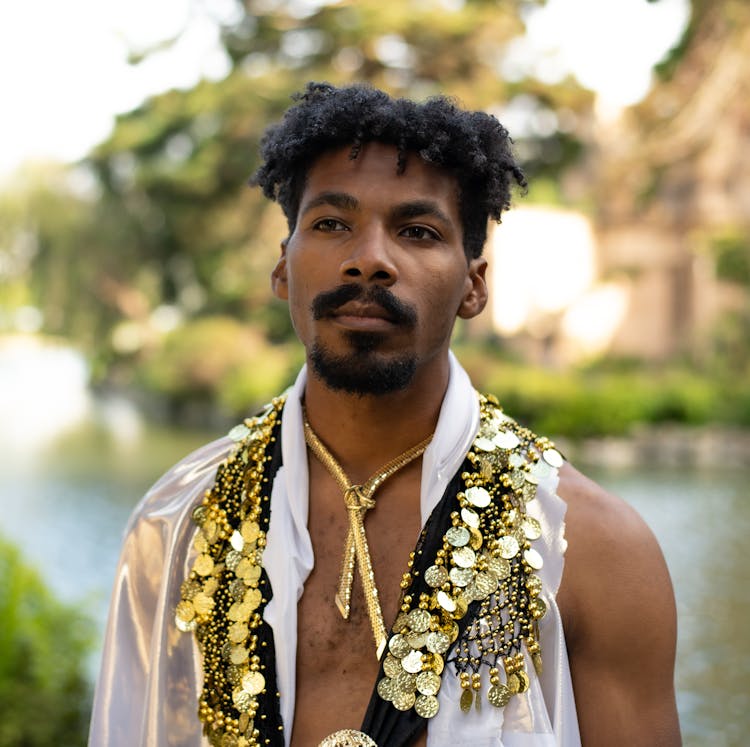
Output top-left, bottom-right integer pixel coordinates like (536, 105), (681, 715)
(0, 538), (93, 747)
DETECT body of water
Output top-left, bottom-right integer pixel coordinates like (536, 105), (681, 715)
(2, 413), (746, 745)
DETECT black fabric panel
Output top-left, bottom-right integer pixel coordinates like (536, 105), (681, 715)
(360, 456), (478, 746)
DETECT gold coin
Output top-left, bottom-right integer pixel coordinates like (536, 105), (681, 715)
(465, 486), (491, 508)
(388, 634), (411, 659)
(445, 526), (470, 548)
(242, 670), (265, 695)
(407, 608), (431, 633)
(449, 567), (472, 587)
(480, 458), (494, 480)
(498, 535), (520, 559)
(487, 556), (510, 579)
(241, 520), (260, 544)
(244, 588), (262, 611)
(451, 594), (468, 619)
(473, 437), (496, 453)
(523, 548), (544, 570)
(229, 579), (246, 601)
(203, 577), (219, 596)
(230, 646), (249, 665)
(460, 507), (480, 529)
(425, 631), (450, 655)
(192, 505), (207, 525)
(530, 597), (547, 619)
(424, 565), (448, 588)
(202, 520), (220, 544)
(426, 652), (444, 675)
(437, 590), (456, 613)
(238, 712), (251, 732)
(225, 550), (242, 571)
(474, 572), (498, 599)
(416, 670), (441, 696)
(452, 546), (476, 569)
(526, 574), (543, 595)
(415, 694), (440, 718)
(392, 612), (409, 632)
(510, 470), (525, 490)
(392, 689), (416, 712)
(377, 677), (394, 701)
(401, 650), (424, 674)
(444, 621), (459, 643)
(488, 684), (511, 708)
(517, 670), (530, 693)
(193, 554), (214, 576)
(543, 448), (564, 468)
(392, 670), (417, 694)
(180, 578), (201, 600)
(493, 430), (520, 450)
(228, 622), (249, 644)
(507, 673), (520, 694)
(235, 557), (255, 579)
(176, 600), (195, 623)
(229, 423), (251, 442)
(193, 534), (209, 553)
(232, 688), (254, 712)
(522, 517), (542, 540)
(175, 613), (196, 632)
(460, 688), (473, 712)
(383, 654), (401, 678)
(243, 565), (262, 585)
(193, 592), (214, 616)
(522, 483), (537, 502)
(230, 530), (245, 552)
(469, 527), (483, 550)
(407, 631), (428, 650)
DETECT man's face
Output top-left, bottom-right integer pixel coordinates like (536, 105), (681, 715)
(271, 142), (487, 395)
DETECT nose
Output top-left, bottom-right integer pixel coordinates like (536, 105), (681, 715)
(339, 225), (397, 285)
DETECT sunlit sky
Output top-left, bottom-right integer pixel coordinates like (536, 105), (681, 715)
(0, 0), (689, 178)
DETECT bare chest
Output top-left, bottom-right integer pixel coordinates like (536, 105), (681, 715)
(291, 463), (427, 745)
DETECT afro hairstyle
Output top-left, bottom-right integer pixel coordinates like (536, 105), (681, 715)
(251, 81), (526, 259)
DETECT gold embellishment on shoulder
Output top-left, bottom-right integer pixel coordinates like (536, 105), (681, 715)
(376, 393), (562, 717)
(176, 396), (285, 747)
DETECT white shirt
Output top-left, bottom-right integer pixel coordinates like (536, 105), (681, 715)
(89, 353), (581, 746)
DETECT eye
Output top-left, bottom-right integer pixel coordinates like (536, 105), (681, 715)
(312, 218), (349, 232)
(400, 225), (441, 241)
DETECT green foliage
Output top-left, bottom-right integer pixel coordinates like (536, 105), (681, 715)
(454, 343), (740, 437)
(138, 316), (299, 415)
(0, 538), (92, 747)
(711, 231), (750, 286)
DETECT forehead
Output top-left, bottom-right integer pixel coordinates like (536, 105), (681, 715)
(300, 142), (460, 217)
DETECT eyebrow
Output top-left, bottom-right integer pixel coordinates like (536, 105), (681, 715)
(300, 191), (359, 216)
(301, 192), (453, 228)
(390, 200), (452, 226)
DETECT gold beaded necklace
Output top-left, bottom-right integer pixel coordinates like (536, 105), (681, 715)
(302, 407), (433, 660)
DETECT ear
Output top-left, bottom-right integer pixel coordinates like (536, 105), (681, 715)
(457, 257), (488, 320)
(271, 240), (289, 300)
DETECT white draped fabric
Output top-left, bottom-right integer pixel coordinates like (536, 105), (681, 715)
(89, 353), (581, 746)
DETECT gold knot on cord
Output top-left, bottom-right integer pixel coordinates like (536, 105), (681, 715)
(303, 407), (433, 660)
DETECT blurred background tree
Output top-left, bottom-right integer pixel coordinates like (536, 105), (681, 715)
(2, 0), (748, 429)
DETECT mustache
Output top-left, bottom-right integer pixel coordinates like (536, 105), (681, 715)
(311, 284), (417, 327)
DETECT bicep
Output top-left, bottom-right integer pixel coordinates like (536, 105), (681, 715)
(559, 470), (681, 745)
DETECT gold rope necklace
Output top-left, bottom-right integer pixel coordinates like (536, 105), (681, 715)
(302, 408), (433, 660)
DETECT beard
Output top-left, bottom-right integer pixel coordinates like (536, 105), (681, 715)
(310, 335), (417, 396)
(309, 283), (418, 396)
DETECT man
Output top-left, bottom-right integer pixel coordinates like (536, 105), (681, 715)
(89, 82), (680, 746)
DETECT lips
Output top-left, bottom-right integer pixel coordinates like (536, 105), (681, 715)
(331, 302), (395, 322)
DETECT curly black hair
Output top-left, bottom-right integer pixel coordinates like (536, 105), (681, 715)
(251, 81), (526, 259)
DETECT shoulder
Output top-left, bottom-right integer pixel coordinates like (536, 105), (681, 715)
(555, 462), (675, 648)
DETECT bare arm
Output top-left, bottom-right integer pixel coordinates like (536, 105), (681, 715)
(556, 464), (681, 746)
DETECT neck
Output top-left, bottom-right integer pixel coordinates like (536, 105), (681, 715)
(302, 355), (450, 483)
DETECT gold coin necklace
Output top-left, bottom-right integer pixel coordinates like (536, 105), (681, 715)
(303, 408), (433, 660)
